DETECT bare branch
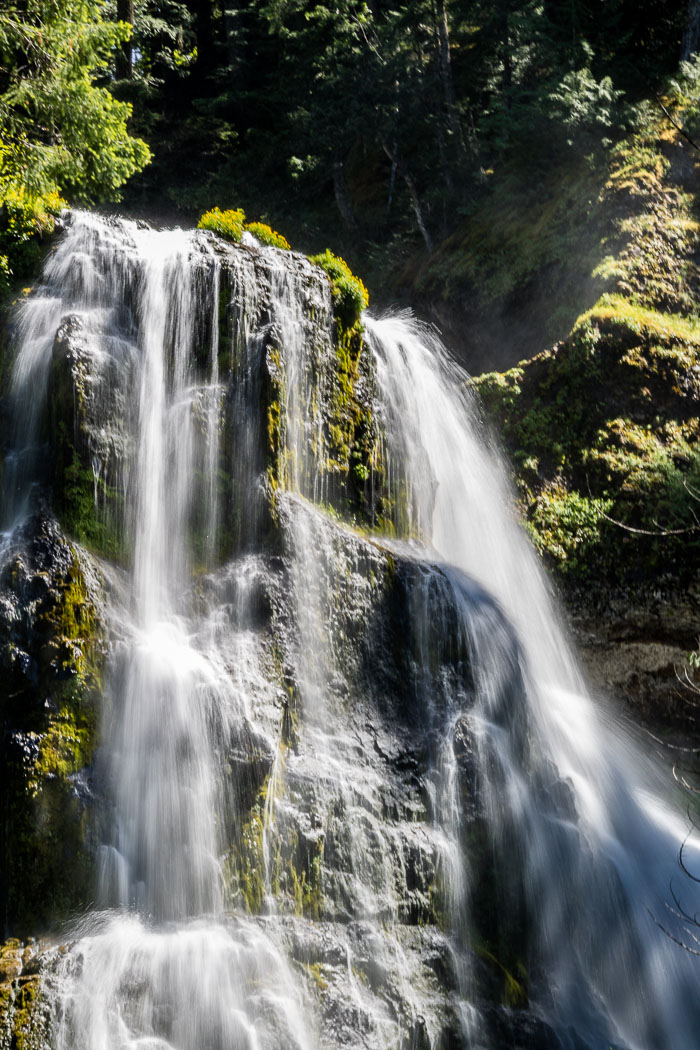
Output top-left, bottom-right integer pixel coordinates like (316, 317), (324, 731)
(648, 908), (700, 956)
(653, 94), (700, 152)
(599, 507), (699, 536)
(672, 763), (700, 793)
(679, 815), (700, 884)
(669, 881), (700, 930)
(636, 723), (700, 753)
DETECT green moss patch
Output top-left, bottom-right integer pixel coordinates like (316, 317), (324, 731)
(0, 525), (105, 936)
(310, 250), (369, 328)
(245, 221), (290, 250)
(574, 295), (700, 347)
(198, 208), (291, 252)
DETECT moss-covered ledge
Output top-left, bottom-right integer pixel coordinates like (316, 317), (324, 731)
(473, 302), (700, 594)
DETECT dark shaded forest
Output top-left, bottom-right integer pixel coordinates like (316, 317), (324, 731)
(0, 0), (697, 317)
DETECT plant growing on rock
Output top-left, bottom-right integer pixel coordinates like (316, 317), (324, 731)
(197, 207), (246, 242)
(310, 249), (369, 328)
(244, 221), (290, 250)
(198, 208), (291, 251)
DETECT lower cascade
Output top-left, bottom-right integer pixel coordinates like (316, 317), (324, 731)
(1, 210), (699, 1050)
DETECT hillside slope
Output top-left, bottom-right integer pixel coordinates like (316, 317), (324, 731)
(470, 106), (700, 736)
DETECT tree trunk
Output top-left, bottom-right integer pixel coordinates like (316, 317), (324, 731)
(115, 0), (134, 79)
(436, 0), (467, 166)
(192, 0), (216, 78)
(682, 0), (700, 60)
(501, 0), (512, 108)
(380, 137), (433, 252)
(332, 160), (358, 229)
(403, 170), (434, 253)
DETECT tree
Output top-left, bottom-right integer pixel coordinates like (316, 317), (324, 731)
(0, 0), (151, 203)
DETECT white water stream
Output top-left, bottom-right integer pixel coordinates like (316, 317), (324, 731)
(2, 212), (699, 1050)
(366, 313), (700, 1049)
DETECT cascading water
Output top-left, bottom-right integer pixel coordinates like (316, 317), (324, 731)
(2, 210), (700, 1050)
(365, 313), (700, 1049)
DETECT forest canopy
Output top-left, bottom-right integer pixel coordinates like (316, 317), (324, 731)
(99, 0), (690, 245)
(0, 0), (696, 302)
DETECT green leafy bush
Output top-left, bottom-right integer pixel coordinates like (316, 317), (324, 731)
(244, 221), (290, 250)
(0, 186), (63, 303)
(0, 0), (150, 203)
(310, 249), (369, 328)
(547, 66), (624, 134)
(197, 207), (246, 242)
(527, 487), (613, 577)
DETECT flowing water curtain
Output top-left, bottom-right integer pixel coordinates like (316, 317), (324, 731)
(366, 312), (700, 1049)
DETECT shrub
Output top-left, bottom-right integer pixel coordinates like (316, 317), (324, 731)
(244, 221), (290, 251)
(526, 486), (613, 577)
(0, 186), (63, 304)
(197, 207), (246, 242)
(310, 249), (369, 327)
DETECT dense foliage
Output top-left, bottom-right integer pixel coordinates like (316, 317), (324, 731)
(105, 0), (691, 270)
(0, 0), (150, 298)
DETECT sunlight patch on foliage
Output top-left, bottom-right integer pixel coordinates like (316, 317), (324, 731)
(309, 249), (369, 327)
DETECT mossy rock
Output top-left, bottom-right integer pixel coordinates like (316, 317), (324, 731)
(472, 122), (700, 594)
(224, 751), (325, 920)
(0, 514), (105, 936)
(48, 317), (124, 560)
(310, 250), (369, 329)
(0, 940), (54, 1050)
(473, 299), (700, 589)
(260, 310), (391, 530)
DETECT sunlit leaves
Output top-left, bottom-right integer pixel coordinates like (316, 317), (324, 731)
(0, 0), (151, 202)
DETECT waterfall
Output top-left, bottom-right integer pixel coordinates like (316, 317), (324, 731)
(365, 314), (700, 1048)
(2, 211), (700, 1050)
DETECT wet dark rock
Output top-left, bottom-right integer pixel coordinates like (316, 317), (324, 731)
(481, 1005), (567, 1050)
(0, 513), (105, 937)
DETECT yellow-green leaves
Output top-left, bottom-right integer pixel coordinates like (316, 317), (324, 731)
(310, 249), (369, 327)
(198, 207), (246, 241)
